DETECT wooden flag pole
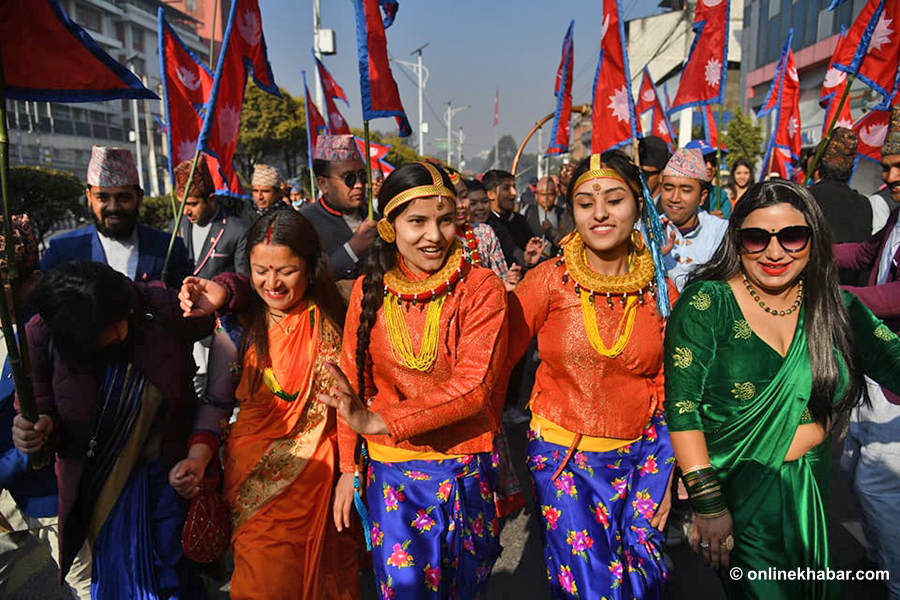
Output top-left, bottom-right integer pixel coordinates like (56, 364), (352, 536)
(208, 0), (218, 68)
(715, 102), (725, 212)
(0, 49), (42, 436)
(364, 120), (374, 220)
(805, 73), (855, 185)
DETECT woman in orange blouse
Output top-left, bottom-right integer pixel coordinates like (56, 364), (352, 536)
(500, 151), (676, 599)
(318, 162), (508, 599)
(174, 211), (359, 599)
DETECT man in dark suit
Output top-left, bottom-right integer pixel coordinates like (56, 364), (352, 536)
(834, 107), (900, 598)
(484, 169), (533, 265)
(524, 175), (568, 254)
(174, 157), (248, 279)
(41, 146), (191, 288)
(300, 134), (377, 289)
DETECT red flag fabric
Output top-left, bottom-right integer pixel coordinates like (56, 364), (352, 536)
(199, 0), (279, 192)
(854, 108), (891, 162)
(1, 0), (155, 101)
(159, 11), (240, 195)
(670, 0), (730, 113)
(636, 67), (659, 115)
(354, 137), (395, 174)
(314, 56), (349, 105)
(547, 21), (574, 156)
(819, 28), (847, 108)
(302, 71), (327, 160)
(831, 0), (900, 102)
(591, 0), (639, 153)
(323, 93), (351, 135)
(703, 104), (720, 148)
(353, 0), (412, 136)
(494, 89), (500, 127)
(650, 103), (675, 148)
(761, 32), (801, 178)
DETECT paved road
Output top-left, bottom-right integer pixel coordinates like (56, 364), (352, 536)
(8, 421), (891, 599)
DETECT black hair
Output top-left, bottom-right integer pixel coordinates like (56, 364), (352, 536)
(312, 159), (330, 179)
(730, 157), (757, 189)
(465, 178), (486, 194)
(243, 210), (347, 373)
(481, 169), (514, 192)
(354, 162), (455, 398)
(29, 261), (133, 365)
(818, 161), (853, 184)
(687, 180), (865, 428)
(565, 150), (644, 215)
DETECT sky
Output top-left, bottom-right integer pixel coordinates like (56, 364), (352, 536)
(260, 0), (665, 163)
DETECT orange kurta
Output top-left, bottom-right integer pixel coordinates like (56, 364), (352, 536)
(337, 261), (508, 473)
(500, 257), (679, 440)
(224, 303), (359, 600)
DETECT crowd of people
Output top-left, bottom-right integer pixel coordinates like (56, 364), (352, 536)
(1, 106), (900, 600)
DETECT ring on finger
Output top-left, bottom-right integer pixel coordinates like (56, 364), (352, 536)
(722, 535), (734, 551)
(699, 542), (711, 549)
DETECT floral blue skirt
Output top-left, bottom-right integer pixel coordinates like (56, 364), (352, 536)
(527, 412), (674, 599)
(366, 453), (501, 599)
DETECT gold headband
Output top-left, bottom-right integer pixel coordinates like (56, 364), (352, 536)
(378, 162), (456, 243)
(572, 154), (640, 194)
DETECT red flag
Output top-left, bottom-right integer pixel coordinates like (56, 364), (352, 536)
(635, 67), (659, 115)
(314, 56), (349, 105)
(547, 21), (574, 156)
(854, 108), (891, 162)
(302, 71), (327, 162)
(199, 0), (279, 192)
(494, 89), (500, 127)
(159, 11), (240, 195)
(650, 103), (675, 148)
(353, 0), (412, 136)
(1, 0), (154, 101)
(831, 0), (900, 103)
(591, 0), (638, 153)
(323, 93), (351, 135)
(354, 137), (395, 174)
(703, 104), (720, 148)
(670, 0), (730, 112)
(761, 31), (801, 179)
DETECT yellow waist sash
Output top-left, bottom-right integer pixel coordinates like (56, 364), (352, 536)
(531, 414), (639, 452)
(367, 441), (464, 463)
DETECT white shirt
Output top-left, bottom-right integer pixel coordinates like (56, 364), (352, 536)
(191, 221), (213, 262)
(876, 217), (900, 285)
(664, 211), (729, 291)
(536, 204), (559, 229)
(868, 192), (892, 235)
(98, 229), (138, 280)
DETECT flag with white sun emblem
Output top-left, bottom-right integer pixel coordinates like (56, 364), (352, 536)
(669, 0), (730, 114)
(759, 30), (801, 181)
(854, 107), (891, 163)
(590, 0), (638, 154)
(830, 0), (900, 105)
(198, 0), (280, 195)
(636, 66), (676, 149)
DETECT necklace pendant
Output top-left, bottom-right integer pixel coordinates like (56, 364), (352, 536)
(588, 293), (595, 305)
(639, 290), (646, 305)
(620, 294), (627, 307)
(87, 438), (97, 459)
(606, 292), (613, 308)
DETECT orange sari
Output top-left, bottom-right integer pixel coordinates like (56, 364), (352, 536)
(224, 302), (359, 600)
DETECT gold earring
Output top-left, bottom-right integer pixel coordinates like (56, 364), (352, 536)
(631, 229), (645, 252)
(377, 218), (396, 243)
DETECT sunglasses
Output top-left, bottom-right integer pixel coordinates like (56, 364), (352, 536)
(739, 226), (812, 254)
(331, 170), (368, 189)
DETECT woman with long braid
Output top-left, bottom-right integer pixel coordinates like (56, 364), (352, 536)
(319, 162), (508, 599)
(499, 151), (677, 599)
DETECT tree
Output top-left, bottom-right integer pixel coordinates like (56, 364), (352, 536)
(723, 106), (764, 170)
(234, 84), (307, 182)
(6, 166), (85, 242)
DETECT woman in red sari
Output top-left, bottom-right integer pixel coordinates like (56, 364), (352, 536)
(174, 211), (359, 599)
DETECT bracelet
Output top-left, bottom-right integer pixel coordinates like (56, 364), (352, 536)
(682, 466), (728, 518)
(681, 463), (713, 475)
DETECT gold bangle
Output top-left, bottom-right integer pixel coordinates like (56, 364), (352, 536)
(695, 508), (729, 519)
(681, 463), (713, 475)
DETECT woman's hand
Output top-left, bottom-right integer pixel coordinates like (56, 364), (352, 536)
(503, 264), (523, 292)
(12, 414), (53, 455)
(650, 470), (675, 532)
(168, 443), (214, 499)
(179, 276), (228, 318)
(524, 237), (548, 266)
(691, 510), (733, 569)
(317, 362), (389, 436)
(333, 472), (356, 532)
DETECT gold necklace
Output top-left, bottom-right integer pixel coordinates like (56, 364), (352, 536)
(269, 311), (292, 335)
(381, 241), (465, 371)
(742, 275), (804, 317)
(560, 234), (653, 358)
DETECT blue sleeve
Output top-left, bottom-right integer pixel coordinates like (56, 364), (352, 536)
(39, 240), (60, 272)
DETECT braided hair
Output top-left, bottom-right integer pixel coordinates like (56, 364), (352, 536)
(354, 162), (456, 399)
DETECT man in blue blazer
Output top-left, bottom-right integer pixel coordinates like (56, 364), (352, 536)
(41, 146), (191, 288)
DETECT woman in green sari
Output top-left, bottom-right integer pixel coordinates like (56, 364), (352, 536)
(664, 180), (900, 599)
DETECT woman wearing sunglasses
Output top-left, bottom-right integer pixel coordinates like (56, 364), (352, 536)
(663, 180), (900, 598)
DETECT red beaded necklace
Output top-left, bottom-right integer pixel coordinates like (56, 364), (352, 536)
(459, 223), (482, 266)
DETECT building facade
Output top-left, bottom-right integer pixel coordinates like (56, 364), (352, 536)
(6, 0), (212, 196)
